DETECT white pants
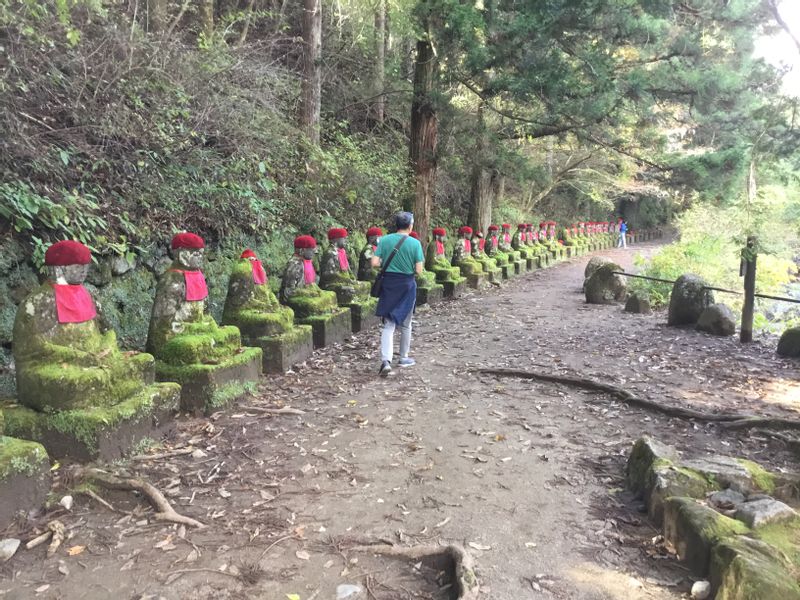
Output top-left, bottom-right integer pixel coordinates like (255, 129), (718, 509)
(618, 232), (627, 248)
(380, 312), (413, 362)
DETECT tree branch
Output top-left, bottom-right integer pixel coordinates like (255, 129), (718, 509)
(767, 0), (800, 54)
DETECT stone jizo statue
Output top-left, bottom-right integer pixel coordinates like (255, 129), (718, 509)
(358, 227), (383, 282)
(13, 240), (154, 411)
(319, 228), (371, 305)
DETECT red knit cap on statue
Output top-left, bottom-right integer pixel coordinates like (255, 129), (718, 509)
(171, 232), (205, 250)
(409, 231), (420, 240)
(240, 249), (257, 259)
(458, 226), (473, 236)
(502, 223), (511, 229)
(294, 235), (317, 249)
(366, 227), (383, 238)
(432, 227), (446, 236)
(327, 227), (348, 241)
(45, 240), (92, 266)
(538, 222), (546, 228)
(488, 224), (499, 231)
(517, 224), (526, 230)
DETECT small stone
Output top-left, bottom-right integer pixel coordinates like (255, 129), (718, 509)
(735, 498), (797, 528)
(110, 255), (136, 276)
(707, 489), (745, 510)
(0, 539), (21, 562)
(624, 293), (652, 315)
(59, 495), (74, 511)
(696, 303), (736, 336)
(584, 262), (627, 305)
(691, 580), (711, 599)
(336, 584), (364, 599)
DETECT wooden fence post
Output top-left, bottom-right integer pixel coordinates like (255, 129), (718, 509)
(740, 236), (757, 343)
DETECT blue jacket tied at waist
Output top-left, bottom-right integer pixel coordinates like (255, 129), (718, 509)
(376, 272), (416, 325)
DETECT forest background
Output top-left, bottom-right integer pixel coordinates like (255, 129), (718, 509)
(1, 0), (800, 389)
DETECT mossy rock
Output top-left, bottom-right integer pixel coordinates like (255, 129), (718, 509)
(584, 256), (613, 280)
(0, 435), (51, 529)
(456, 257), (484, 276)
(2, 382), (179, 460)
(668, 273), (715, 326)
(697, 303), (736, 337)
(711, 536), (800, 600)
(777, 327), (800, 358)
(584, 262), (627, 304)
(664, 497), (750, 575)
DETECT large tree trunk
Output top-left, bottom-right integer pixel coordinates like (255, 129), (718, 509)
(300, 0), (322, 145)
(372, 0), (386, 125)
(408, 39), (437, 245)
(467, 102), (494, 234)
(146, 0), (167, 32)
(198, 0), (215, 38)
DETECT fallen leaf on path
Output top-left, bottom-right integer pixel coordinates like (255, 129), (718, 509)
(295, 550), (310, 560)
(67, 545), (85, 556)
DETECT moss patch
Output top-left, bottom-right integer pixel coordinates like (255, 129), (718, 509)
(0, 435), (49, 479)
(753, 517), (800, 563)
(738, 459), (777, 494)
(156, 346), (262, 383)
(207, 380), (257, 411)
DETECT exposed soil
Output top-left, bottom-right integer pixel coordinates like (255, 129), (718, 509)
(2, 241), (798, 600)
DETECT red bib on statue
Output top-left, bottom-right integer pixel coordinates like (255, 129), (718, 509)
(303, 259), (316, 284)
(251, 260), (267, 285)
(172, 270), (208, 301)
(478, 239), (485, 251)
(436, 241), (444, 255)
(464, 239), (471, 254)
(337, 248), (350, 271)
(52, 284), (97, 324)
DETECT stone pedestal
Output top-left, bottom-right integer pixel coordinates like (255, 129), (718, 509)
(442, 279), (466, 299)
(499, 264), (512, 280)
(349, 299), (379, 333)
(256, 326), (315, 373)
(299, 308), (352, 349)
(417, 283), (444, 305)
(158, 352), (261, 414)
(0, 435), (50, 528)
(2, 383), (180, 461)
(466, 273), (486, 289)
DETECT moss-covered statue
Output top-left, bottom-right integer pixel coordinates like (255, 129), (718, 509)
(222, 249), (313, 374)
(512, 224), (534, 269)
(357, 227), (383, 282)
(451, 226), (486, 289)
(485, 224), (512, 279)
(319, 227), (378, 332)
(425, 228), (467, 298)
(498, 223), (524, 274)
(546, 221), (566, 260)
(147, 233), (262, 414)
(470, 231), (501, 284)
(5, 240), (180, 460)
(279, 235), (352, 348)
(408, 232), (444, 305)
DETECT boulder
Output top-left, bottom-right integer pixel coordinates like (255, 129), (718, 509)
(696, 303), (736, 336)
(777, 327), (800, 358)
(734, 498), (797, 528)
(663, 497), (749, 575)
(584, 262), (627, 304)
(711, 536), (800, 600)
(584, 256), (613, 280)
(708, 489), (746, 511)
(668, 274), (715, 326)
(624, 293), (652, 315)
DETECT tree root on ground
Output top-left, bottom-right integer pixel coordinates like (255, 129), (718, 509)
(74, 467), (206, 529)
(346, 540), (479, 600)
(476, 368), (800, 434)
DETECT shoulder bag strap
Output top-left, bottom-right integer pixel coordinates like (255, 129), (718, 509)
(379, 235), (408, 275)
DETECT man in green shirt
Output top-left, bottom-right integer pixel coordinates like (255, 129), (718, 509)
(372, 212), (425, 377)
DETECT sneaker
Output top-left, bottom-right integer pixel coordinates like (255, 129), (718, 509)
(379, 361), (392, 378)
(398, 357), (416, 368)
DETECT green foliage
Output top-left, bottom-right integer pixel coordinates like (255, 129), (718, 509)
(632, 202), (797, 332)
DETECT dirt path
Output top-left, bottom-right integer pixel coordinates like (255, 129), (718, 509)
(3, 241), (798, 599)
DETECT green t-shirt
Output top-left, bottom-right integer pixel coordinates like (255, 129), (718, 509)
(375, 233), (425, 275)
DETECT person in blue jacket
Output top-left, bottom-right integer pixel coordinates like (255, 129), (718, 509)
(617, 218), (628, 249)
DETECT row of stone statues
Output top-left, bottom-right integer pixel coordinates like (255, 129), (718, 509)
(0, 222), (632, 525)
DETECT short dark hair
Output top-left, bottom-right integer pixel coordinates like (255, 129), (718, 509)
(395, 211), (414, 230)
